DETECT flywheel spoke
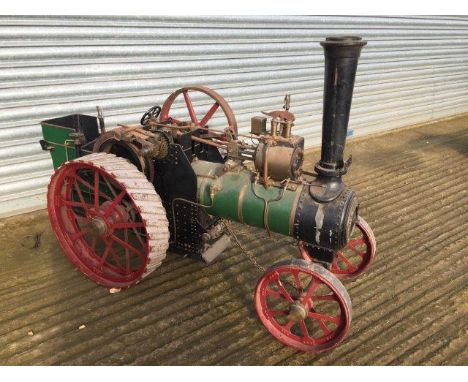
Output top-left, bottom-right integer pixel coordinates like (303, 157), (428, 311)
(199, 102), (219, 126)
(183, 90), (198, 124)
(159, 86), (238, 148)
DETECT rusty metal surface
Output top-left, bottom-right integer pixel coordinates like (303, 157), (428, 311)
(0, 115), (467, 365)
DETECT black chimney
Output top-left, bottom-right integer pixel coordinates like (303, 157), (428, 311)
(315, 36), (366, 178)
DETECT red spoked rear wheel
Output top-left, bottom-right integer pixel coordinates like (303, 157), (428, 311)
(47, 152), (169, 288)
(299, 216), (376, 280)
(255, 259), (352, 353)
(159, 86), (238, 137)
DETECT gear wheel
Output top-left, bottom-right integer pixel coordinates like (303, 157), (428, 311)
(47, 152), (169, 288)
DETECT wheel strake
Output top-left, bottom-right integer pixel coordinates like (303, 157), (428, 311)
(255, 259), (352, 353)
(47, 152), (169, 288)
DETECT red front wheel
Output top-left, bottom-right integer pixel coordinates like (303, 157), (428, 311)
(299, 216), (376, 280)
(255, 259), (352, 353)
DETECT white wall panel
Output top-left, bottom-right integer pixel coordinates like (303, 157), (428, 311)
(0, 15), (467, 216)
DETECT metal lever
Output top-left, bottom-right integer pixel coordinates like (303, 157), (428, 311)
(283, 93), (291, 111)
(96, 106), (106, 134)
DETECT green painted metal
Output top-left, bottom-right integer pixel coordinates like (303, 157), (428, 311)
(41, 123), (77, 169)
(193, 160), (301, 237)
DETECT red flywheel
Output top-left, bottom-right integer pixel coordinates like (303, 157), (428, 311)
(255, 259), (352, 353)
(159, 86), (238, 137)
(299, 216), (376, 280)
(47, 152), (169, 288)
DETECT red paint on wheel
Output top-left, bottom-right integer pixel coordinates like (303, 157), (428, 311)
(47, 153), (169, 288)
(159, 86), (238, 137)
(299, 216), (376, 280)
(255, 259), (351, 353)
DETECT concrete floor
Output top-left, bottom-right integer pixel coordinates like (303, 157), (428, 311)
(0, 116), (467, 365)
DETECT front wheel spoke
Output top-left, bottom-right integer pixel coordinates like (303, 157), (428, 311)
(348, 236), (365, 246)
(110, 234), (145, 258)
(283, 320), (295, 331)
(275, 278), (295, 303)
(348, 244), (366, 257)
(301, 279), (321, 304)
(336, 251), (358, 271)
(313, 294), (337, 302)
(308, 311), (341, 325)
(268, 309), (289, 317)
(292, 269), (302, 292)
(265, 287), (283, 299)
(298, 320), (311, 339)
(317, 319), (333, 336)
(331, 258), (339, 271)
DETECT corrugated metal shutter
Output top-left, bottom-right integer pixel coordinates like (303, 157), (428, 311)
(1, 15), (468, 217)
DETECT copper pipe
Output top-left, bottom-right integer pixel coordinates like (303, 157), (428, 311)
(191, 136), (227, 149)
(146, 120), (260, 140)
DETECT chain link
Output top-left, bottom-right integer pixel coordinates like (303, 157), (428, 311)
(221, 219), (315, 297)
(221, 219), (266, 273)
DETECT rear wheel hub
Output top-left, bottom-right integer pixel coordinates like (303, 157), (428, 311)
(90, 217), (108, 236)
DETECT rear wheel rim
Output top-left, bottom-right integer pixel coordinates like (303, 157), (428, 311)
(255, 259), (351, 353)
(47, 153), (168, 288)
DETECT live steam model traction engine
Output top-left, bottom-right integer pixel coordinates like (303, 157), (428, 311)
(39, 36), (376, 353)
